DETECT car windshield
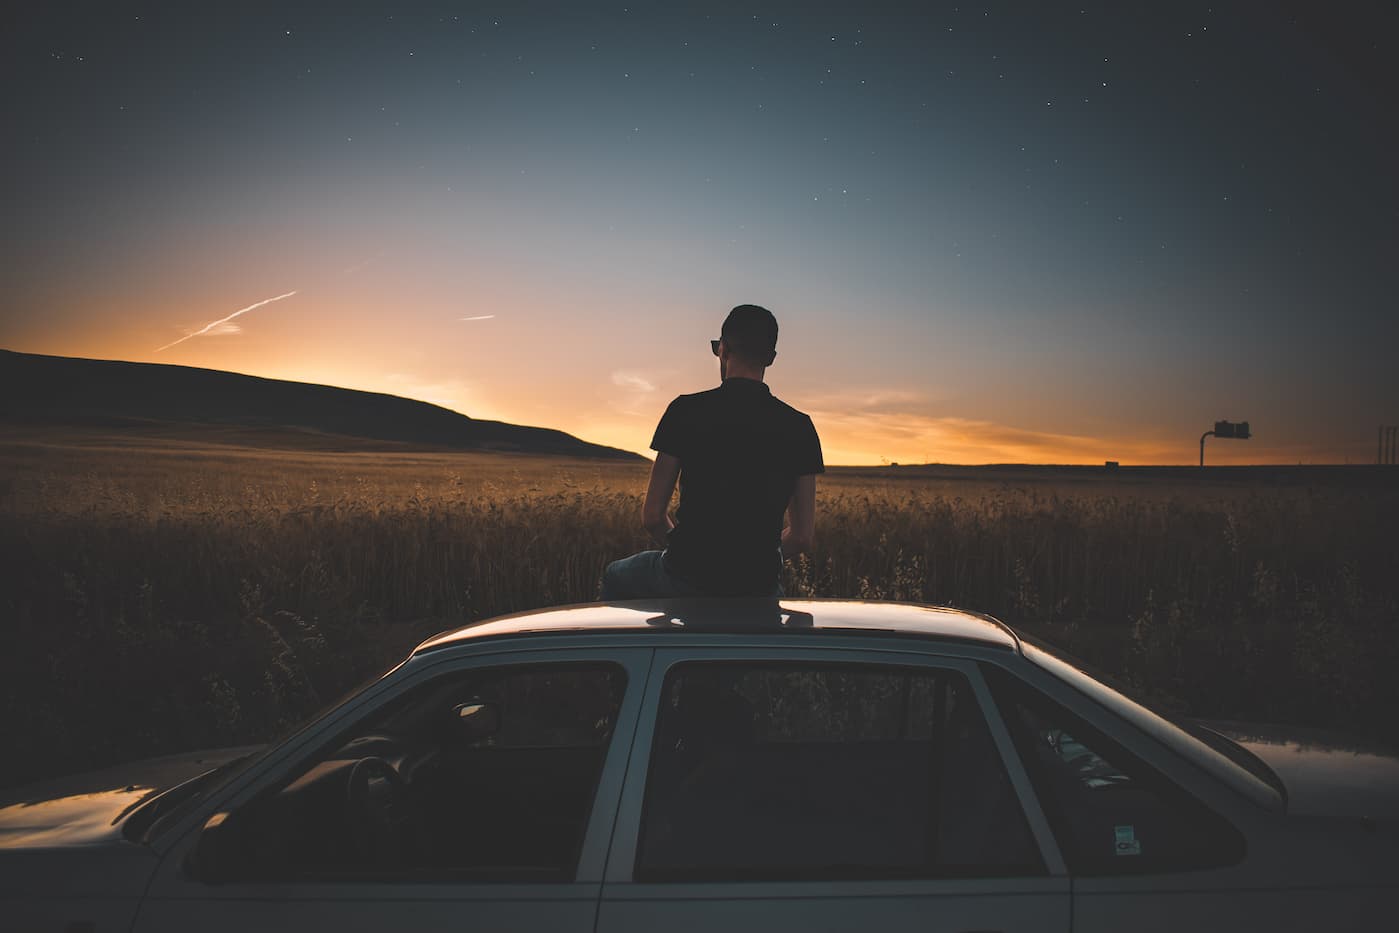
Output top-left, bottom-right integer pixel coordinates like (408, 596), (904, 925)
(1018, 634), (1283, 812)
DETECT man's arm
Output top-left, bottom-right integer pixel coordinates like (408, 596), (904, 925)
(642, 452), (681, 545)
(781, 473), (817, 558)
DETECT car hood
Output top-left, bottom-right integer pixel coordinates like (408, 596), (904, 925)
(1201, 721), (1399, 823)
(0, 746), (260, 848)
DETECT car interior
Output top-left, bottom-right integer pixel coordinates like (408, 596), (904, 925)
(638, 663), (1042, 880)
(212, 663), (625, 881)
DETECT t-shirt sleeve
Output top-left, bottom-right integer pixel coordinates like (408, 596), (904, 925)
(650, 397), (687, 458)
(794, 415), (825, 475)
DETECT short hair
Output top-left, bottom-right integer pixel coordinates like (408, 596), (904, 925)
(721, 304), (778, 365)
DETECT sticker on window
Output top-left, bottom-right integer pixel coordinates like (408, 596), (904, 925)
(1114, 824), (1142, 856)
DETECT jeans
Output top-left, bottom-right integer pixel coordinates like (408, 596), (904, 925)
(600, 549), (783, 600)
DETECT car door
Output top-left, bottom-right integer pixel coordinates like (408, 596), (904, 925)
(597, 645), (1070, 933)
(133, 646), (651, 933)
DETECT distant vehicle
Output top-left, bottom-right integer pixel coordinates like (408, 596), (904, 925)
(3, 599), (1396, 932)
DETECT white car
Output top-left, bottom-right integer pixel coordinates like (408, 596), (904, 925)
(3, 599), (1396, 932)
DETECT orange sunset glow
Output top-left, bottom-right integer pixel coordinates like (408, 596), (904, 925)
(10, 258), (1373, 467)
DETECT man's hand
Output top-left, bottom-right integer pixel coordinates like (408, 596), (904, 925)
(781, 473), (817, 558)
(642, 452), (681, 546)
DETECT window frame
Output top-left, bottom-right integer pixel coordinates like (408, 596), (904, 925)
(980, 660), (1249, 876)
(154, 646), (652, 895)
(242, 659), (631, 883)
(606, 645), (1067, 887)
(1016, 635), (1282, 810)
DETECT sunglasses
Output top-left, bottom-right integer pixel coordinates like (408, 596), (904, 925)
(710, 339), (722, 356)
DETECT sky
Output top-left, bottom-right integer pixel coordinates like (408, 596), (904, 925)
(3, 1), (1396, 465)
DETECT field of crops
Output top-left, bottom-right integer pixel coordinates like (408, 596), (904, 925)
(3, 430), (1397, 788)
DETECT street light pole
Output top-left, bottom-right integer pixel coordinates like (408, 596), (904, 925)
(1200, 420), (1250, 466)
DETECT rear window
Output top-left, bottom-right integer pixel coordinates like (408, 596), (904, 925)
(1018, 636), (1281, 811)
(984, 664), (1246, 874)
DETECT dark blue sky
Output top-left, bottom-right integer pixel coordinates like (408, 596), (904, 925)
(4, 2), (1396, 463)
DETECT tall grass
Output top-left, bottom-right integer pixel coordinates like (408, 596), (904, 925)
(2, 438), (1396, 787)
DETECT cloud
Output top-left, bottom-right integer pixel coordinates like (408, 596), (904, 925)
(609, 369), (666, 417)
(796, 387), (1177, 465)
(204, 322), (242, 336)
(155, 290), (298, 352)
(340, 250), (386, 275)
(799, 387), (924, 411)
(460, 314), (496, 321)
(611, 370), (655, 393)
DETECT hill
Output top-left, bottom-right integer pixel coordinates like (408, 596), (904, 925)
(0, 349), (643, 461)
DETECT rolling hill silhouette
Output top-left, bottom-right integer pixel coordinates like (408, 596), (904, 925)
(0, 349), (643, 461)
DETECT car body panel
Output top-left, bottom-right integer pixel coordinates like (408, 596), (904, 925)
(0, 746), (261, 933)
(1072, 886), (1393, 933)
(1072, 806), (1399, 930)
(136, 881), (603, 933)
(0, 746), (261, 849)
(598, 878), (1070, 933)
(416, 598), (1019, 653)
(1202, 721), (1399, 822)
(0, 786), (153, 849)
(0, 845), (156, 933)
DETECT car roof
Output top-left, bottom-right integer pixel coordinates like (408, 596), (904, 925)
(413, 598), (1020, 656)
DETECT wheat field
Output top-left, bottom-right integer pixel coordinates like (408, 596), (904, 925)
(3, 431), (1397, 787)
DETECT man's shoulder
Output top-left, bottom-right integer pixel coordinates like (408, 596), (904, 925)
(767, 391), (817, 428)
(672, 386), (725, 404)
(664, 384), (738, 418)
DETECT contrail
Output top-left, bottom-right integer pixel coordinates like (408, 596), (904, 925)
(155, 290), (298, 352)
(460, 314), (495, 321)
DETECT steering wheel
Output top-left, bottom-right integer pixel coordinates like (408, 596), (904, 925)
(345, 756), (417, 867)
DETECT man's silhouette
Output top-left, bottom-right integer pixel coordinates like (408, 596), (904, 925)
(601, 304), (824, 598)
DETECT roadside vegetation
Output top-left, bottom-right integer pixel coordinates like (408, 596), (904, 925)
(3, 435), (1396, 788)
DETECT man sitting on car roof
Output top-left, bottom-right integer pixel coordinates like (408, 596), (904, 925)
(601, 304), (824, 599)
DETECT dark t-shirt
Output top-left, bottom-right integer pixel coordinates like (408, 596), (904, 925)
(650, 377), (824, 595)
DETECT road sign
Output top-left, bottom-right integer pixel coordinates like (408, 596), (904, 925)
(1201, 420), (1251, 465)
(1213, 420), (1250, 439)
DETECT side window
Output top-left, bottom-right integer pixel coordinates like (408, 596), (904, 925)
(216, 663), (625, 882)
(983, 665), (1244, 874)
(636, 662), (1043, 881)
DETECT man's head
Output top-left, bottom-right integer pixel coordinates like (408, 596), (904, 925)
(713, 304), (778, 379)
